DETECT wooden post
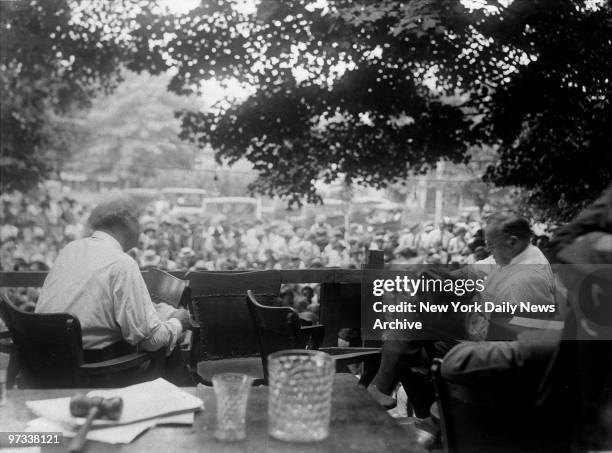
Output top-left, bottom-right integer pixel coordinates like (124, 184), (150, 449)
(363, 249), (385, 348)
(434, 159), (445, 226)
(366, 249), (384, 270)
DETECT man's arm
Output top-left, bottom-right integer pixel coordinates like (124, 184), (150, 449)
(111, 257), (185, 353)
(154, 302), (176, 320)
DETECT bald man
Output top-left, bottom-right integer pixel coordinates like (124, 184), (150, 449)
(482, 214), (556, 319)
(36, 196), (190, 360)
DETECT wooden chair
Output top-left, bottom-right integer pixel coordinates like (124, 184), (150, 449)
(246, 290), (381, 384)
(187, 269), (282, 300)
(187, 270), (282, 385)
(0, 295), (164, 389)
(431, 358), (567, 453)
(142, 268), (189, 308)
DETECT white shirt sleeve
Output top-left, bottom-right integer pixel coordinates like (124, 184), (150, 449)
(111, 257), (183, 354)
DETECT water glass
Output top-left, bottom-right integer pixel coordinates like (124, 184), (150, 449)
(0, 352), (9, 406)
(267, 350), (335, 442)
(212, 373), (253, 441)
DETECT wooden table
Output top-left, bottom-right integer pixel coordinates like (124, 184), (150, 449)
(0, 374), (424, 453)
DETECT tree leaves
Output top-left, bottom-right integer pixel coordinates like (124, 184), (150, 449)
(1, 0), (160, 192)
(166, 0), (611, 219)
(3, 0), (610, 220)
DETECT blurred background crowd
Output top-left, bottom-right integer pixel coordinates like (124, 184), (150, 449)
(1, 187), (556, 318)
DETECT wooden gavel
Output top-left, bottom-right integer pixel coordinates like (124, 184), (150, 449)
(68, 394), (124, 453)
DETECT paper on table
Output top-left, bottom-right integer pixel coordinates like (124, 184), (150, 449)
(508, 316), (564, 330)
(0, 448), (41, 453)
(25, 413), (194, 445)
(26, 378), (203, 427)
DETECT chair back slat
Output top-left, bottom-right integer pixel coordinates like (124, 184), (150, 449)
(143, 268), (189, 308)
(193, 293), (277, 360)
(246, 290), (304, 380)
(0, 295), (83, 388)
(188, 270), (282, 362)
(187, 270), (281, 298)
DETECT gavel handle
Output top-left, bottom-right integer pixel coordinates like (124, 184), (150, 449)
(69, 406), (100, 453)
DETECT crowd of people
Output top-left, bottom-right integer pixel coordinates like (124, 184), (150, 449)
(0, 188), (555, 315)
(1, 190), (556, 271)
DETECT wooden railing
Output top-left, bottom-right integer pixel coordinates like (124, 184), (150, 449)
(0, 268), (364, 288)
(0, 251), (385, 347)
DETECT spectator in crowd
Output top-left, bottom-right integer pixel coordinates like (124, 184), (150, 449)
(140, 249), (161, 270)
(278, 289), (295, 308)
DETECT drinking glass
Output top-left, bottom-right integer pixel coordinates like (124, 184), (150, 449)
(267, 350), (334, 442)
(212, 373), (253, 441)
(0, 352), (9, 406)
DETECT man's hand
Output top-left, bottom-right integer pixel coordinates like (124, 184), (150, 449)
(170, 308), (191, 331)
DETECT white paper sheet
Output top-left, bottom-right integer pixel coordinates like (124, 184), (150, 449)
(26, 378), (203, 427)
(508, 316), (564, 330)
(0, 448), (41, 453)
(0, 447), (41, 453)
(25, 412), (194, 445)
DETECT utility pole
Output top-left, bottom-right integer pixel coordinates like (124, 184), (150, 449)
(434, 159), (445, 225)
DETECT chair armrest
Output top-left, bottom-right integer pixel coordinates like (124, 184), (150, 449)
(319, 347), (381, 366)
(186, 328), (201, 368)
(299, 325), (325, 349)
(79, 350), (163, 376)
(319, 348), (381, 386)
(320, 347), (380, 354)
(180, 329), (193, 352)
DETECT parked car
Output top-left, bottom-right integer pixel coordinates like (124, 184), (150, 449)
(160, 187), (209, 218)
(201, 196), (262, 221)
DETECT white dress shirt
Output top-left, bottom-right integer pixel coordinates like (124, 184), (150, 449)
(36, 231), (182, 352)
(483, 244), (556, 309)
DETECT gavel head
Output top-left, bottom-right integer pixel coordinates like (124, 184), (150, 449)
(70, 394), (124, 421)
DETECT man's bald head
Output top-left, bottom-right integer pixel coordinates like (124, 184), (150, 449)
(485, 213), (532, 265)
(485, 214), (531, 241)
(88, 196), (141, 251)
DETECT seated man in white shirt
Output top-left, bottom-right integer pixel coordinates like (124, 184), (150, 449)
(36, 196), (191, 381)
(367, 214), (557, 439)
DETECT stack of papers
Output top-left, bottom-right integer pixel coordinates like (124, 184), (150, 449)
(24, 378), (203, 444)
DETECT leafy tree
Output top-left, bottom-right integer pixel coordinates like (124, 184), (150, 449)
(143, 0), (610, 219)
(475, 1), (612, 220)
(63, 72), (197, 182)
(0, 0), (159, 192)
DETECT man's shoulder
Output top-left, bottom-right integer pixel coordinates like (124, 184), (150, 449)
(111, 252), (140, 273)
(518, 245), (551, 266)
(54, 237), (89, 258)
(502, 265), (552, 292)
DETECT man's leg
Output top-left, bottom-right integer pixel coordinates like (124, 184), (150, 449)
(398, 339), (458, 418)
(368, 340), (427, 408)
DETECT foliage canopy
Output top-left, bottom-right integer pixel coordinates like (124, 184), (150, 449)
(0, 0), (157, 192)
(146, 0), (611, 219)
(2, 0), (610, 220)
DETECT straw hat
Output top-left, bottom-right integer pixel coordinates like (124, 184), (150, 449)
(140, 249), (161, 268)
(178, 247), (196, 260)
